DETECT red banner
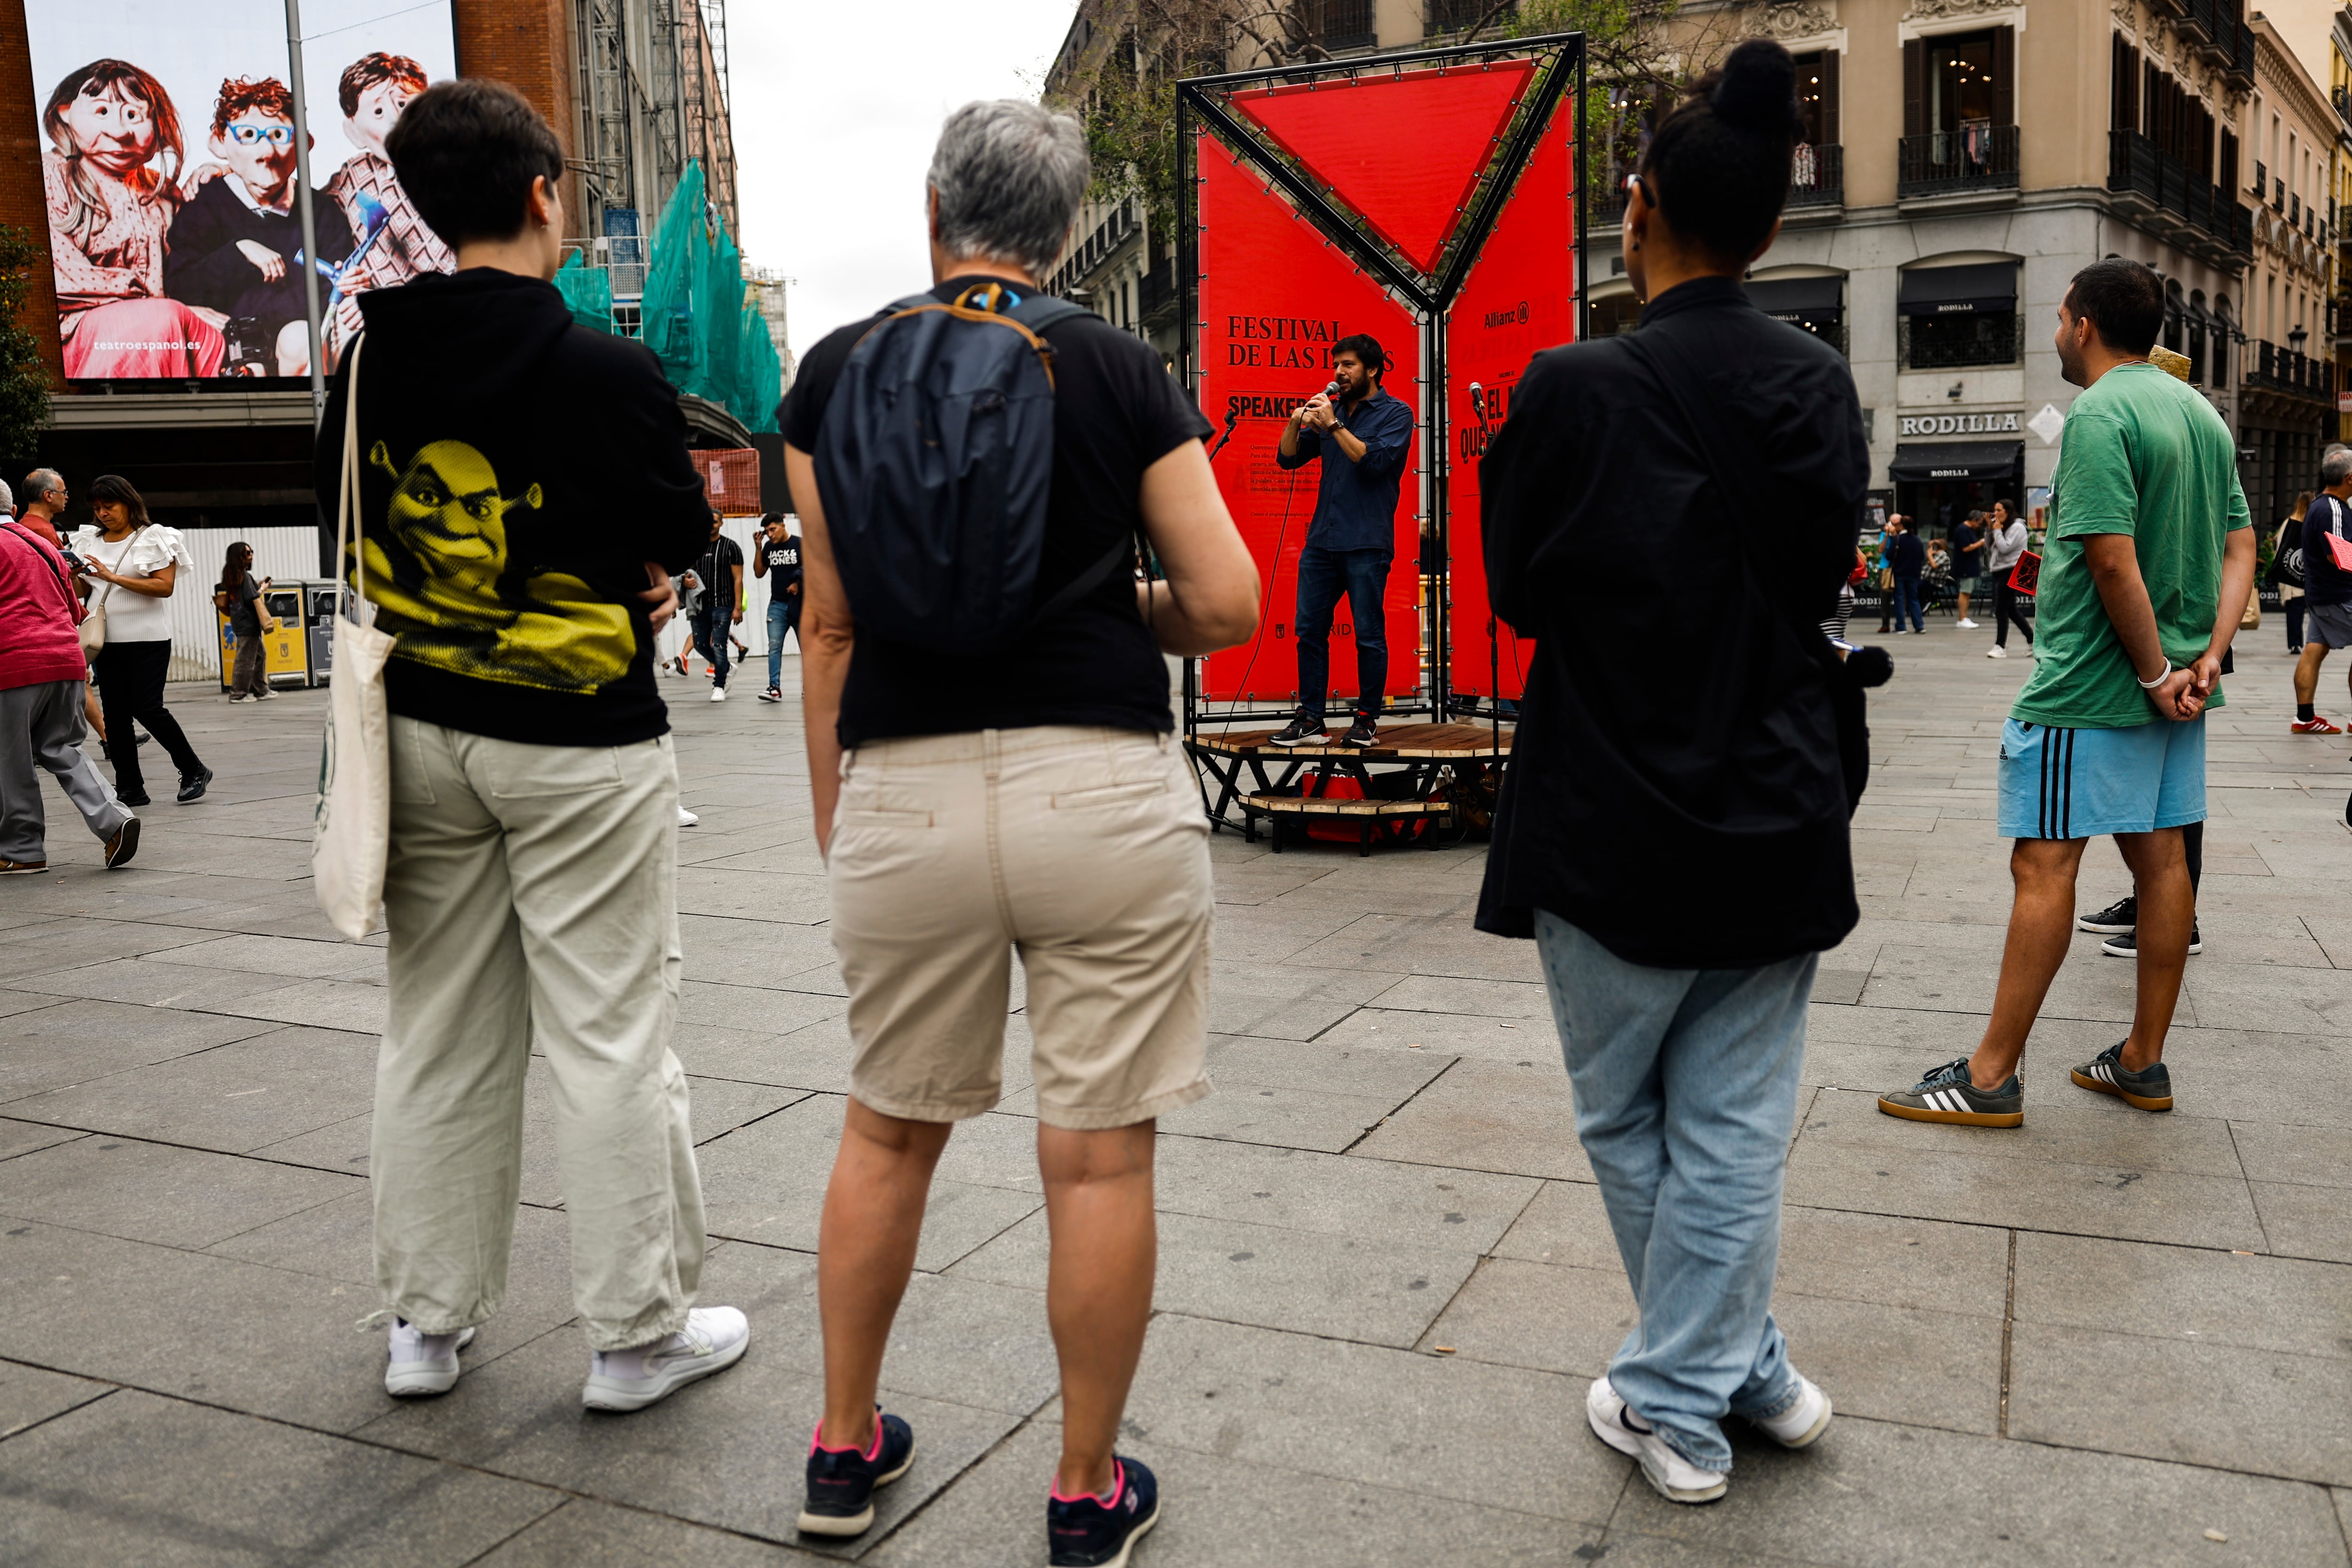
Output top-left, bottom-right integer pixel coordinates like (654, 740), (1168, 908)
(1444, 97), (1576, 699)
(1194, 128), (1422, 709)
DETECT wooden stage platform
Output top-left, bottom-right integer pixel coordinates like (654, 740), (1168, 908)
(1186, 722), (1515, 855)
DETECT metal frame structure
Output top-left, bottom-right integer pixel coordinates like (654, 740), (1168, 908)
(572, 0), (737, 285)
(1175, 33), (1586, 733)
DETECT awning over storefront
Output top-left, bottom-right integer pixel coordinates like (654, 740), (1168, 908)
(1897, 262), (2017, 317)
(1746, 275), (1843, 325)
(1888, 441), (2024, 482)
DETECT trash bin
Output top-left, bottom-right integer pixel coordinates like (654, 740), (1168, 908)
(306, 585), (344, 686)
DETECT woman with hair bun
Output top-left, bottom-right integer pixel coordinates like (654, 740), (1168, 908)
(1476, 38), (1865, 1505)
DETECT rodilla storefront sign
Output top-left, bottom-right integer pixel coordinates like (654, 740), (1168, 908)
(1900, 412), (2022, 436)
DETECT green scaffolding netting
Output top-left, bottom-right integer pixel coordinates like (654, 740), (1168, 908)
(608, 158), (779, 431)
(552, 251), (613, 333)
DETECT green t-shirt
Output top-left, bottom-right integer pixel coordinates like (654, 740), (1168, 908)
(2011, 363), (2250, 730)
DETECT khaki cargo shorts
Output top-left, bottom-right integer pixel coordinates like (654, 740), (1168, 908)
(826, 725), (1214, 1130)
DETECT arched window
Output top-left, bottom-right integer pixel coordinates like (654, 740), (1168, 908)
(2189, 289), (2207, 386)
(2163, 279), (2185, 355)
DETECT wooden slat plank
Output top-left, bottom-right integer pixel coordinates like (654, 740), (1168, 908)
(1243, 794), (1451, 817)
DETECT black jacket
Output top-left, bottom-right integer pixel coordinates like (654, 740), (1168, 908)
(314, 269), (710, 746)
(1475, 277), (1865, 967)
(1888, 530), (1926, 579)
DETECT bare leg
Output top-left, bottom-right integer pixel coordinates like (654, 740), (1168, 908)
(1041, 1121), (1157, 1500)
(2293, 643), (2329, 705)
(83, 684), (105, 745)
(1967, 836), (2089, 1089)
(815, 1099), (952, 1450)
(2114, 829), (2191, 1069)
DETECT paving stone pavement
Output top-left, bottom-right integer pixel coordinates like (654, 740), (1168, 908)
(3, 622), (2351, 1567)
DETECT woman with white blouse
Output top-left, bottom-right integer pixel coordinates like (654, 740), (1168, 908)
(69, 475), (210, 805)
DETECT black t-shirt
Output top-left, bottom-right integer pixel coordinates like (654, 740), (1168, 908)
(761, 535), (802, 603)
(1950, 523), (1979, 578)
(693, 536), (745, 618)
(781, 275), (1211, 746)
(226, 576), (263, 635)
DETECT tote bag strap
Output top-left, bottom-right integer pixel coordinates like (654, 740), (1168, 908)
(333, 336), (369, 626)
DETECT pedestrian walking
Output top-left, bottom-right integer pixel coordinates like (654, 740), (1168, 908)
(2273, 490), (2311, 654)
(317, 78), (745, 1409)
(752, 512), (801, 702)
(1, 513), (138, 872)
(1951, 509), (1986, 627)
(213, 542), (278, 702)
(781, 99), (1258, 1563)
(1887, 513), (1926, 632)
(1984, 496), (2034, 657)
(1880, 257), (2252, 1129)
(1477, 40), (1857, 1505)
(1872, 513), (1900, 633)
(2289, 457), (2352, 733)
(68, 475), (211, 807)
(690, 511), (742, 702)
(16, 470), (65, 548)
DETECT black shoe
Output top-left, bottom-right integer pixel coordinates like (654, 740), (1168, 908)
(176, 768), (213, 804)
(2076, 895), (2137, 935)
(1342, 715), (1379, 748)
(117, 789), (151, 808)
(103, 816), (140, 870)
(797, 1410), (914, 1537)
(2101, 926), (2201, 957)
(1049, 1456), (1160, 1567)
(1267, 716), (1326, 747)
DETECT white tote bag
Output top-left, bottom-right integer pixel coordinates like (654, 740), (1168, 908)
(312, 336), (399, 940)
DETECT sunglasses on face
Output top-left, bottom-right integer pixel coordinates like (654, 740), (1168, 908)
(226, 123), (295, 146)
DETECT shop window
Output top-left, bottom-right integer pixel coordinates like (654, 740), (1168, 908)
(1589, 292), (1643, 339)
(1901, 312), (2023, 369)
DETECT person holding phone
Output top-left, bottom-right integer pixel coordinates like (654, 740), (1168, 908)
(69, 475), (210, 805)
(213, 541), (278, 702)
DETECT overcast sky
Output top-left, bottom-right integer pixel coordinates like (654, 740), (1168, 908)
(728, 0), (1078, 364)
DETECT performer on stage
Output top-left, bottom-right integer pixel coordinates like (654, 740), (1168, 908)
(1268, 335), (1415, 747)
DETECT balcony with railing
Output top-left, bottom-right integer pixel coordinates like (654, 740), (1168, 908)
(1790, 144), (1843, 209)
(1899, 125), (2019, 201)
(2106, 129), (2253, 255)
(1138, 256), (1175, 325)
(2243, 339), (2335, 404)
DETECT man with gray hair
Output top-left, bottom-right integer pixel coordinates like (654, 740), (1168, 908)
(17, 471), (67, 548)
(0, 477), (14, 517)
(2289, 448), (2352, 733)
(779, 99), (1262, 1566)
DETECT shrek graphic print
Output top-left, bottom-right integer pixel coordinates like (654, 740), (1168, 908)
(358, 439), (635, 692)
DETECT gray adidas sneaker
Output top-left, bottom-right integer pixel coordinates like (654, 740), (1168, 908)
(1878, 1056), (2024, 1128)
(2070, 1041), (2173, 1111)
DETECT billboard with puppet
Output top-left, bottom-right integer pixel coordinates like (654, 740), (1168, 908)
(26, 0), (456, 381)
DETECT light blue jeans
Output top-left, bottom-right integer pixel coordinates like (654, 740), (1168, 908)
(1533, 910), (1815, 1472)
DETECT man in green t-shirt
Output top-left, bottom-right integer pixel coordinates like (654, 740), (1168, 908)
(1879, 259), (2255, 1129)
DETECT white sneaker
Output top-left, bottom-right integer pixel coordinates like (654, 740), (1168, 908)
(1986, 645), (2007, 658)
(677, 805), (700, 827)
(1585, 1376), (1727, 1504)
(1955, 618), (1979, 629)
(583, 1306), (750, 1412)
(1748, 1374), (1833, 1448)
(385, 1320), (477, 1397)
(709, 686), (728, 703)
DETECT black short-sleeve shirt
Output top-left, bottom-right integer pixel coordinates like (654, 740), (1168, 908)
(760, 535), (802, 602)
(780, 276), (1212, 746)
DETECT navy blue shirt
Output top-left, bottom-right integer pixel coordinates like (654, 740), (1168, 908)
(1888, 530), (1925, 578)
(1276, 385), (1415, 554)
(2301, 494), (2351, 606)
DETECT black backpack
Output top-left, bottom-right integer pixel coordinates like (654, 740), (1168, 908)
(813, 282), (1124, 653)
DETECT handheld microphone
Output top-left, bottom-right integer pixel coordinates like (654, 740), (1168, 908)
(1469, 381), (1485, 422)
(1321, 379), (1341, 400)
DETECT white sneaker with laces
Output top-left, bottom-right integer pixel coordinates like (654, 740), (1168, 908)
(709, 686), (728, 703)
(583, 1306), (750, 1412)
(1955, 618), (1979, 629)
(1748, 1374), (1833, 1448)
(678, 805), (700, 827)
(1585, 1376), (1727, 1504)
(1986, 645), (2007, 658)
(386, 1320), (477, 1397)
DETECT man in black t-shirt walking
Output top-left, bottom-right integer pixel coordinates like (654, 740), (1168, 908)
(752, 512), (801, 701)
(690, 512), (744, 702)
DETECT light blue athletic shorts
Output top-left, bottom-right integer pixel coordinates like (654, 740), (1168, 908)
(1996, 716), (2207, 839)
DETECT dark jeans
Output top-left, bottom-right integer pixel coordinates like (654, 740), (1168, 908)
(1891, 575), (1924, 633)
(92, 639), (203, 798)
(1294, 544), (1391, 722)
(694, 610), (732, 689)
(1994, 580), (2034, 647)
(2287, 597), (2305, 648)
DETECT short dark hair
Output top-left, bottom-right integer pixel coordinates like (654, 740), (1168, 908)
(384, 79), (562, 247)
(1333, 333), (1387, 381)
(1639, 39), (1804, 268)
(2063, 259), (2163, 355)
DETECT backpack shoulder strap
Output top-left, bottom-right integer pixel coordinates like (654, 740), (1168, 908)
(1007, 295), (1088, 332)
